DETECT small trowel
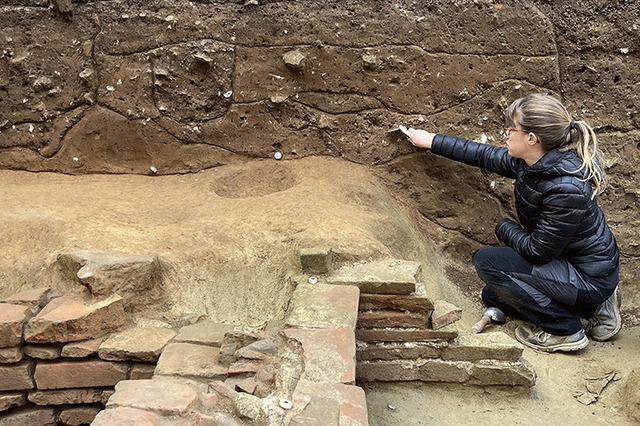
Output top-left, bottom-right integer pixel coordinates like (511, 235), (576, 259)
(471, 307), (506, 333)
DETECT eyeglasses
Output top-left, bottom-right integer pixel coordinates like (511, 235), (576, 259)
(504, 128), (527, 137)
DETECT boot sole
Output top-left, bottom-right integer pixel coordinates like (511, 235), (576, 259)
(515, 332), (589, 353)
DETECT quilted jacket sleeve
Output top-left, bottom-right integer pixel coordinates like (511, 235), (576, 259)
(431, 134), (519, 178)
(495, 181), (588, 264)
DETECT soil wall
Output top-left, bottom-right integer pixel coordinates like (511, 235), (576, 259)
(1, 0), (638, 321)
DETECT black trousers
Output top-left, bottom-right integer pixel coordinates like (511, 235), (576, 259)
(474, 246), (615, 336)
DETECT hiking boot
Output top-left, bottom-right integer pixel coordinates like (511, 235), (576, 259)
(515, 323), (589, 353)
(586, 286), (622, 342)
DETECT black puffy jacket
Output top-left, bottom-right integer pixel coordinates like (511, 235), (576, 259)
(431, 134), (619, 280)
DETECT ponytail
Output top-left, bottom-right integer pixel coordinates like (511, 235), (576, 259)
(506, 93), (606, 198)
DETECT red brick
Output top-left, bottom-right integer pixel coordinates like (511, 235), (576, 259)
(0, 303), (31, 348)
(356, 327), (457, 343)
(289, 397), (340, 426)
(357, 310), (428, 328)
(359, 293), (433, 313)
(34, 359), (128, 389)
(293, 380), (368, 426)
(470, 359), (536, 387)
(23, 344), (62, 360)
(155, 343), (227, 380)
(356, 359), (470, 383)
(327, 259), (421, 295)
(61, 337), (105, 358)
(284, 328), (356, 384)
(0, 346), (23, 363)
(356, 342), (441, 361)
(59, 405), (102, 425)
(106, 379), (198, 415)
(0, 360), (35, 391)
(24, 288), (125, 343)
(173, 320), (234, 347)
(92, 407), (175, 426)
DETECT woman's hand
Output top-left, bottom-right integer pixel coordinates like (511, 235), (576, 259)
(406, 129), (436, 149)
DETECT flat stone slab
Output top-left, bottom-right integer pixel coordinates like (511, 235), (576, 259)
(441, 332), (524, 362)
(0, 361), (34, 391)
(24, 288), (125, 343)
(0, 392), (27, 412)
(283, 328), (356, 384)
(356, 342), (443, 361)
(327, 259), (421, 295)
(0, 303), (31, 348)
(93, 406), (187, 426)
(106, 379), (199, 415)
(431, 300), (462, 330)
(61, 337), (105, 358)
(155, 342), (228, 380)
(28, 388), (104, 405)
(285, 283), (359, 330)
(3, 288), (54, 310)
(130, 363), (157, 380)
(356, 359), (471, 383)
(34, 359), (128, 389)
(470, 359), (536, 387)
(98, 326), (176, 362)
(173, 320), (234, 347)
(359, 293), (433, 313)
(291, 380), (368, 426)
(356, 327), (457, 343)
(357, 310), (428, 328)
(23, 344), (62, 360)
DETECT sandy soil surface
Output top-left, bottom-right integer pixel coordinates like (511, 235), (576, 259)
(1, 157), (638, 424)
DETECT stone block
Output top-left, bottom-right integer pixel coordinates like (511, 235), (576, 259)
(56, 251), (159, 308)
(299, 247), (333, 274)
(292, 380), (368, 426)
(235, 339), (277, 361)
(61, 337), (105, 358)
(0, 303), (31, 348)
(356, 359), (470, 383)
(222, 332), (265, 367)
(283, 328), (356, 384)
(0, 407), (57, 426)
(92, 407), (178, 426)
(289, 396), (340, 425)
(58, 406), (102, 426)
(356, 327), (457, 343)
(285, 283), (360, 330)
(359, 293), (433, 313)
(106, 379), (198, 415)
(101, 389), (115, 405)
(98, 326), (176, 362)
(173, 320), (234, 347)
(130, 363), (157, 380)
(357, 310), (428, 328)
(356, 342), (442, 361)
(0, 347), (23, 363)
(441, 332), (524, 362)
(24, 288), (126, 343)
(327, 259), (420, 295)
(228, 361), (260, 375)
(3, 288), (54, 310)
(431, 300), (462, 330)
(235, 377), (257, 394)
(34, 359), (128, 389)
(0, 392), (27, 412)
(23, 344), (62, 360)
(233, 392), (262, 421)
(28, 388), (104, 405)
(209, 380), (239, 401)
(155, 342), (227, 380)
(470, 359), (536, 387)
(0, 360), (35, 391)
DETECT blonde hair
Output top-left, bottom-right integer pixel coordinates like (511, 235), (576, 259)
(505, 93), (605, 197)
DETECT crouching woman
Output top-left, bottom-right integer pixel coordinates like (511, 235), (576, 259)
(406, 93), (620, 352)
